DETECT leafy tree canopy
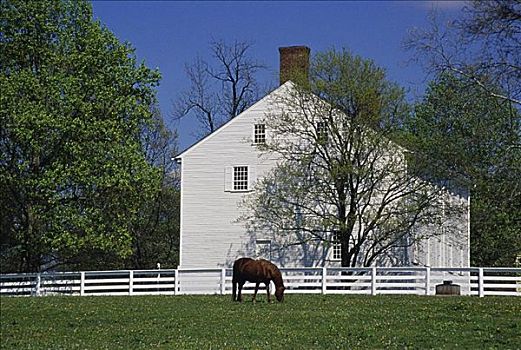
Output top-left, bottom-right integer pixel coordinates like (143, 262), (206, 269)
(0, 0), (162, 272)
(405, 73), (520, 266)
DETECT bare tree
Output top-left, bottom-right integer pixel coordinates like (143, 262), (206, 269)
(173, 40), (265, 136)
(209, 40), (265, 119)
(141, 105), (180, 187)
(405, 0), (521, 106)
(132, 106), (180, 269)
(173, 56), (220, 136)
(241, 49), (463, 267)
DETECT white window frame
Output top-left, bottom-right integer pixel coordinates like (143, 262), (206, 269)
(254, 124), (266, 144)
(233, 166), (248, 191)
(224, 165), (256, 192)
(331, 231), (342, 261)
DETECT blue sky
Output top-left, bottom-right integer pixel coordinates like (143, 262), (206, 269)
(91, 1), (465, 150)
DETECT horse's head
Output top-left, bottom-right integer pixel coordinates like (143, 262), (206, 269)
(275, 286), (285, 302)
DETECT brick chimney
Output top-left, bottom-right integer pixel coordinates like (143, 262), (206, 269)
(279, 46), (310, 86)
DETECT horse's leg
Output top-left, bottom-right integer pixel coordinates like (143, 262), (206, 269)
(252, 283), (259, 303)
(266, 281), (271, 303)
(238, 281), (244, 302)
(232, 280), (237, 301)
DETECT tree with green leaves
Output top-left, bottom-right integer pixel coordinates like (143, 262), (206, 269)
(0, 0), (162, 272)
(242, 49), (461, 268)
(66, 107), (182, 271)
(405, 0), (521, 266)
(405, 73), (520, 266)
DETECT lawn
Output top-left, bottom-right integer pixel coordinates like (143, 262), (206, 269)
(1, 294), (519, 349)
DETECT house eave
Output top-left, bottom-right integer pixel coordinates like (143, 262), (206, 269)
(174, 81), (296, 160)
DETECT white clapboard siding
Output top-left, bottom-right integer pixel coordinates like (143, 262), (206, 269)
(176, 81), (470, 270)
(176, 84), (287, 269)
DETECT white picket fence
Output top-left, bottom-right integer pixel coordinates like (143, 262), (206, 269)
(1, 267), (520, 298)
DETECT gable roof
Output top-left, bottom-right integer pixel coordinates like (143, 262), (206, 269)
(175, 81), (295, 160)
(174, 80), (468, 198)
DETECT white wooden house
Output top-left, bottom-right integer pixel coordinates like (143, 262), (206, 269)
(175, 46), (470, 269)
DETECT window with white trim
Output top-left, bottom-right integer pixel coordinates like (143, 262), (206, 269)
(225, 166), (255, 192)
(233, 166), (248, 191)
(331, 231), (342, 261)
(254, 124), (266, 144)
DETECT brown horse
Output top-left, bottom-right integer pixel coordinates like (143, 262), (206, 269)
(232, 258), (285, 303)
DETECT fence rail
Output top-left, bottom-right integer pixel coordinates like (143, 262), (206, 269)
(1, 267), (520, 297)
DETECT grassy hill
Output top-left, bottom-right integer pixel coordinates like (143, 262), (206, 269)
(1, 295), (519, 349)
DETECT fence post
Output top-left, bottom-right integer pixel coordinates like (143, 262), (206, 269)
(322, 267), (327, 295)
(425, 267), (431, 296)
(371, 267), (377, 296)
(220, 268), (226, 295)
(174, 269), (179, 296)
(478, 268), (484, 297)
(129, 270), (134, 296)
(80, 272), (85, 296)
(156, 264), (161, 293)
(35, 273), (41, 296)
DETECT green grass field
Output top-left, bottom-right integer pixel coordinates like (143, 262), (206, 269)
(1, 294), (519, 349)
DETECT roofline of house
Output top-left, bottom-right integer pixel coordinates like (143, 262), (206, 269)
(172, 81), (469, 199)
(173, 81), (295, 162)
